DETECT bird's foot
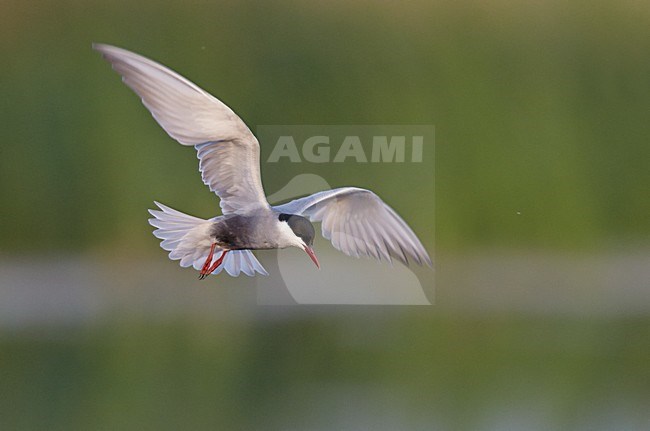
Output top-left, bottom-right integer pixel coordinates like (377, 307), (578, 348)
(199, 248), (229, 280)
(199, 243), (217, 280)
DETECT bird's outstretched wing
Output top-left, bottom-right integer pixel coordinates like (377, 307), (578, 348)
(94, 44), (269, 215)
(274, 187), (432, 266)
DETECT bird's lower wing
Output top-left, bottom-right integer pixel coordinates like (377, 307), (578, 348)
(273, 187), (432, 266)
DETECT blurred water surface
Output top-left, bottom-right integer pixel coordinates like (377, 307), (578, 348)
(1, 250), (648, 430)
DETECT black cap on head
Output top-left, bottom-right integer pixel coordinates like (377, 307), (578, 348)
(279, 213), (315, 246)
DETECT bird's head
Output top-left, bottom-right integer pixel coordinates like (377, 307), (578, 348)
(278, 213), (320, 268)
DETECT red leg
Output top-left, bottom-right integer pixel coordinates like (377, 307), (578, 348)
(205, 250), (229, 277)
(199, 243), (217, 280)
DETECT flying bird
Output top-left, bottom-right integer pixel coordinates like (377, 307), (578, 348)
(94, 44), (432, 278)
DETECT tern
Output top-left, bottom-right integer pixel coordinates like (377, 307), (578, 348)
(94, 44), (432, 278)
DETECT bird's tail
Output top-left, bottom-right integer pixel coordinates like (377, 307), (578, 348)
(147, 202), (268, 276)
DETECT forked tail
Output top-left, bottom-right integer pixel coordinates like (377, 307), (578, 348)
(147, 202), (268, 276)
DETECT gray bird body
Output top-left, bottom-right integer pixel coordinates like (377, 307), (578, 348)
(209, 211), (311, 251)
(94, 43), (432, 277)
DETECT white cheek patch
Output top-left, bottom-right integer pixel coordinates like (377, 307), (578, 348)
(278, 221), (306, 248)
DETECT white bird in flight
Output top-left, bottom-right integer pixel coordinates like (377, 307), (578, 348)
(94, 44), (432, 278)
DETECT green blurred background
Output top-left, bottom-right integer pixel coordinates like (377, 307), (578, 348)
(1, 0), (649, 429)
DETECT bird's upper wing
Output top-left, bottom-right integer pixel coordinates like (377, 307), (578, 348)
(94, 44), (269, 215)
(273, 187), (432, 266)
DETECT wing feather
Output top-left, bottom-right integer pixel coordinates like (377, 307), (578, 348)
(94, 44), (268, 215)
(274, 187), (432, 267)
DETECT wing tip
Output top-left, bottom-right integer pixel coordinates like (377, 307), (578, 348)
(92, 42), (122, 58)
